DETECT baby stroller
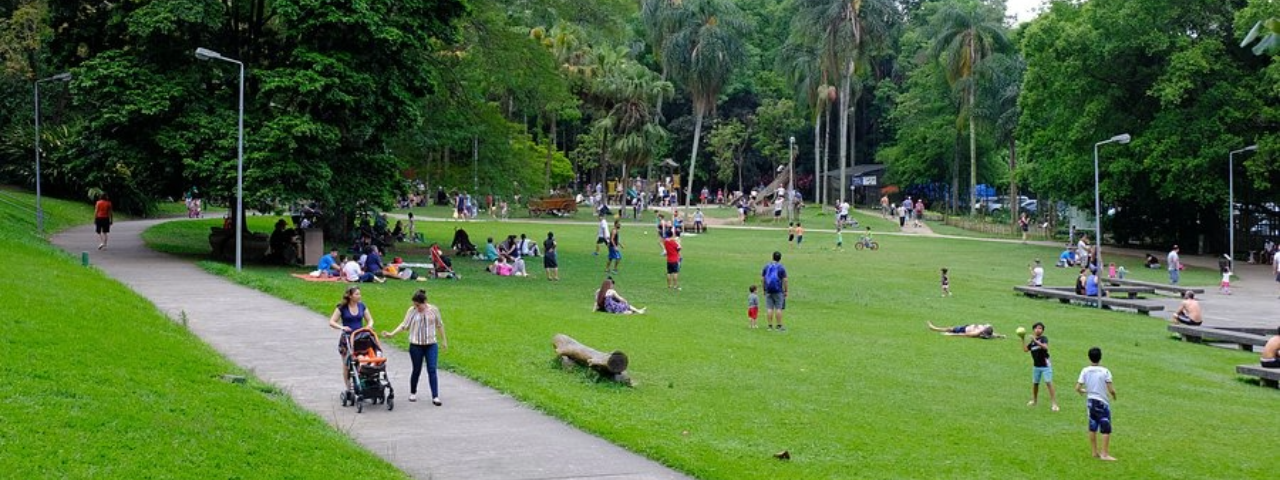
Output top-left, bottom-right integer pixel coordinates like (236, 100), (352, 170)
(430, 243), (459, 279)
(340, 328), (394, 413)
(451, 228), (478, 257)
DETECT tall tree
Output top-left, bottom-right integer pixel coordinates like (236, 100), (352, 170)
(930, 1), (1010, 213)
(661, 0), (747, 208)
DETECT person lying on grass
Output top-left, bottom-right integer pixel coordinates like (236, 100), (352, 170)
(927, 321), (1005, 339)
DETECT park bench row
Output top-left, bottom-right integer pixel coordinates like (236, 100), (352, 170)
(1106, 278), (1204, 296)
(1042, 285), (1155, 300)
(1167, 324), (1279, 389)
(1012, 285), (1165, 315)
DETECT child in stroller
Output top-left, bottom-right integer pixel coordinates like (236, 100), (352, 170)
(340, 328), (395, 412)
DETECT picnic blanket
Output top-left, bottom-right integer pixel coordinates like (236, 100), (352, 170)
(291, 273), (342, 282)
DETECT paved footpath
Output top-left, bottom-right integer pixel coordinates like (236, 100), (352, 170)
(54, 219), (691, 480)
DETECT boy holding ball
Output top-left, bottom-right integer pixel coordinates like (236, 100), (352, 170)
(1021, 322), (1059, 411)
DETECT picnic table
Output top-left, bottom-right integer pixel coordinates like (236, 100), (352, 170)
(1043, 285), (1156, 299)
(1013, 285), (1166, 315)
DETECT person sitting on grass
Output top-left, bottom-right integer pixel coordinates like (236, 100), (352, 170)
(478, 237), (499, 261)
(1144, 253), (1161, 269)
(317, 248), (341, 277)
(1172, 291), (1202, 325)
(927, 321), (1005, 339)
(594, 278), (645, 314)
(1261, 330), (1280, 368)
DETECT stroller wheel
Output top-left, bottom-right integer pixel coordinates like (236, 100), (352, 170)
(387, 396), (394, 411)
(340, 391), (349, 407)
(356, 400), (364, 414)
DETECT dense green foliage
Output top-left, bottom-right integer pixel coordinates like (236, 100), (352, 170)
(0, 189), (407, 479)
(151, 210), (1271, 479)
(3, 0), (1279, 252)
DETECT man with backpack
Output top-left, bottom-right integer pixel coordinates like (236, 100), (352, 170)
(761, 251), (789, 331)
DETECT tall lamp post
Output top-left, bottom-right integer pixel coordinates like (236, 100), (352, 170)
(788, 136), (797, 222)
(195, 47), (245, 272)
(1093, 133), (1131, 307)
(34, 72), (72, 236)
(1229, 144), (1258, 264)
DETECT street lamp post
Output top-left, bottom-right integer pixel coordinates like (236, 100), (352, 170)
(195, 47), (245, 272)
(1093, 133), (1131, 307)
(1229, 145), (1258, 264)
(789, 136), (796, 222)
(34, 72), (72, 236)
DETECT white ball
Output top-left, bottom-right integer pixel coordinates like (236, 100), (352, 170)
(1016, 327), (1027, 336)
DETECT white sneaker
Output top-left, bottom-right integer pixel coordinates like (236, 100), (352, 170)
(408, 394), (418, 402)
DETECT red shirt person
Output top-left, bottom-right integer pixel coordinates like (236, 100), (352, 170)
(663, 236), (681, 291)
(94, 193), (113, 250)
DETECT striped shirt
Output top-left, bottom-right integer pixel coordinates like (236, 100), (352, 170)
(396, 304), (443, 345)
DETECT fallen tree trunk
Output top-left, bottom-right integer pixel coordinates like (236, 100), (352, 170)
(553, 334), (630, 385)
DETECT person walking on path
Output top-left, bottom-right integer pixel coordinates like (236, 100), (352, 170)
(94, 193), (113, 249)
(1021, 322), (1059, 411)
(1168, 245), (1182, 285)
(328, 286), (375, 393)
(594, 215), (609, 256)
(1076, 347), (1117, 461)
(761, 251), (788, 331)
(1273, 249), (1280, 297)
(1019, 212), (1030, 243)
(383, 289), (448, 405)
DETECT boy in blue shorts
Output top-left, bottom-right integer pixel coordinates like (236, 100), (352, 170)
(1076, 347), (1117, 461)
(1021, 322), (1059, 411)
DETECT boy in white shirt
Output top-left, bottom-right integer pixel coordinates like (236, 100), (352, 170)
(1076, 347), (1118, 461)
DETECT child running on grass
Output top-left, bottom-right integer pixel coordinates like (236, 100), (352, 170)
(747, 285), (759, 329)
(940, 268), (951, 297)
(1076, 347), (1117, 461)
(795, 223), (805, 248)
(835, 227), (844, 251)
(787, 222), (796, 246)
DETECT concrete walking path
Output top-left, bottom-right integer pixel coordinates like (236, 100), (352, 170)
(53, 219), (691, 480)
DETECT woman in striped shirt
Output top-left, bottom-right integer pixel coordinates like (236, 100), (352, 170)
(384, 289), (448, 405)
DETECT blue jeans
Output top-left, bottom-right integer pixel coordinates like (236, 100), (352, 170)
(1169, 269), (1180, 284)
(409, 343), (439, 397)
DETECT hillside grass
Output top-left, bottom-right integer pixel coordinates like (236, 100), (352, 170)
(0, 191), (406, 479)
(156, 209), (1271, 479)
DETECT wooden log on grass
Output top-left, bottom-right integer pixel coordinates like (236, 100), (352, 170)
(553, 334), (631, 384)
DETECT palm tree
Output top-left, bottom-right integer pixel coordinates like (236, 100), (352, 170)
(788, 0), (893, 205)
(930, 2), (1010, 214)
(598, 62), (674, 181)
(662, 0), (747, 208)
(780, 33), (827, 205)
(641, 0), (685, 120)
(974, 53), (1025, 219)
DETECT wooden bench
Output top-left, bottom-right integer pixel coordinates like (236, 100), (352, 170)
(1013, 286), (1166, 315)
(1044, 285), (1155, 299)
(1167, 325), (1269, 352)
(1235, 364), (1280, 388)
(1106, 278), (1204, 296)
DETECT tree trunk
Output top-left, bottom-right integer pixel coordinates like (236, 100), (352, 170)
(685, 110), (704, 208)
(1008, 136), (1019, 220)
(822, 104), (831, 206)
(967, 40), (978, 215)
(951, 131), (960, 212)
(813, 105), (821, 206)
(838, 74), (851, 205)
(545, 115), (556, 193)
(553, 334), (631, 384)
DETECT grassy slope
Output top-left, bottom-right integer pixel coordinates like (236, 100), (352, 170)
(164, 209), (1272, 479)
(0, 190), (406, 479)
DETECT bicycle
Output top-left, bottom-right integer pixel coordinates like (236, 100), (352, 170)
(854, 237), (879, 251)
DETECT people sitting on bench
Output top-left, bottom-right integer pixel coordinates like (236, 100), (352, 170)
(1261, 330), (1280, 369)
(1172, 291), (1202, 325)
(927, 321), (1005, 339)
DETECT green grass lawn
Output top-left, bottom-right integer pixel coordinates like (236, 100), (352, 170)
(155, 212), (1271, 479)
(0, 193), (406, 479)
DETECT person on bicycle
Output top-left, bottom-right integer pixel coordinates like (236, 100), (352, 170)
(859, 227), (875, 249)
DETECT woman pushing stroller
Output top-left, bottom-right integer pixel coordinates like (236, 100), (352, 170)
(329, 286), (375, 394)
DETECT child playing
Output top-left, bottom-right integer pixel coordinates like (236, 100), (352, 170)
(794, 223), (805, 248)
(860, 227), (874, 249)
(1107, 262), (1117, 279)
(1116, 265), (1127, 279)
(940, 268), (951, 297)
(787, 222), (796, 246)
(835, 227), (844, 251)
(1076, 347), (1117, 461)
(1020, 322), (1059, 411)
(747, 285), (759, 329)
(1219, 254), (1232, 295)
